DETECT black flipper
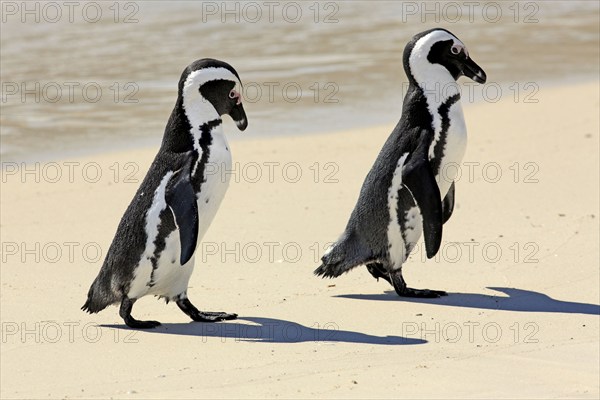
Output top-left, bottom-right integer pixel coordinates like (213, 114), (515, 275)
(165, 156), (199, 266)
(442, 181), (455, 224)
(401, 131), (443, 259)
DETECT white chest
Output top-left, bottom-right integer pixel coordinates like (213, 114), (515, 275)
(429, 100), (467, 199)
(438, 101), (467, 197)
(195, 129), (232, 242)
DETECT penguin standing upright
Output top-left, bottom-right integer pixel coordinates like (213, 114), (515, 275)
(82, 59), (248, 328)
(315, 29), (486, 297)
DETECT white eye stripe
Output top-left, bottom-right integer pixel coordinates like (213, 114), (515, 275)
(183, 67), (242, 94)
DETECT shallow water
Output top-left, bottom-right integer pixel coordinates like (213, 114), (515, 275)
(1, 1), (598, 161)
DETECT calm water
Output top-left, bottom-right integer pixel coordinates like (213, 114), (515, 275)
(1, 1), (598, 161)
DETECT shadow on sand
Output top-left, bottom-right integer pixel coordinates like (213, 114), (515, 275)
(336, 287), (600, 315)
(103, 316), (426, 345)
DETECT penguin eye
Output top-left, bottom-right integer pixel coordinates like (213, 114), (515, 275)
(229, 90), (237, 99)
(451, 45), (461, 55)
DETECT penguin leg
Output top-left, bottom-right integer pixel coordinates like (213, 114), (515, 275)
(366, 262), (392, 285)
(119, 297), (161, 329)
(389, 269), (447, 298)
(176, 298), (237, 322)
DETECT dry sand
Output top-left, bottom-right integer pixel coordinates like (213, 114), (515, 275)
(1, 81), (599, 399)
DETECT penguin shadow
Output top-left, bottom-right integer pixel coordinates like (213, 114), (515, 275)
(336, 287), (600, 315)
(102, 316), (426, 346)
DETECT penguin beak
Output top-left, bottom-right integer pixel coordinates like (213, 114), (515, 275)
(229, 102), (248, 131)
(461, 57), (487, 84)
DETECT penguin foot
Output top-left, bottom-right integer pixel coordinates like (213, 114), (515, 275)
(119, 297), (162, 329)
(191, 311), (238, 322)
(390, 271), (447, 298)
(177, 298), (237, 323)
(394, 287), (448, 298)
(124, 318), (162, 329)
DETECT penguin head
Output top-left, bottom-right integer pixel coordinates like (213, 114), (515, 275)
(179, 58), (248, 131)
(404, 28), (487, 85)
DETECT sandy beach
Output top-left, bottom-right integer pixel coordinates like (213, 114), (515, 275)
(1, 80), (598, 399)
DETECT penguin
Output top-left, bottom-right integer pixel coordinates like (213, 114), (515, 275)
(82, 59), (248, 328)
(315, 29), (486, 297)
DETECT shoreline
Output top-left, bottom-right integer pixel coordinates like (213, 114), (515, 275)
(2, 76), (598, 164)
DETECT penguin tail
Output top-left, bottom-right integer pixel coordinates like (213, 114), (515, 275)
(81, 298), (100, 314)
(314, 231), (371, 278)
(81, 276), (118, 314)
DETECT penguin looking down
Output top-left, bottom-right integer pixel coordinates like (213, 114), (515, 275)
(82, 59), (248, 328)
(315, 29), (487, 297)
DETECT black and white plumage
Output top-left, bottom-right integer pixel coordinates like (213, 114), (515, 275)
(82, 59), (248, 328)
(315, 29), (486, 297)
